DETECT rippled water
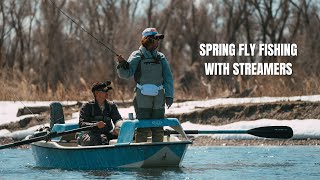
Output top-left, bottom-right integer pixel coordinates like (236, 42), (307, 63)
(1, 146), (320, 179)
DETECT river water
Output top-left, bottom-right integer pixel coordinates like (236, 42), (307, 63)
(0, 146), (319, 179)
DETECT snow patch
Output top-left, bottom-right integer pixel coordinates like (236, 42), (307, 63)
(1, 96), (320, 140)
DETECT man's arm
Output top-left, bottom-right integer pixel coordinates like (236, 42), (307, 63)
(161, 53), (174, 98)
(110, 103), (122, 123)
(109, 103), (123, 135)
(79, 103), (97, 127)
(160, 53), (174, 108)
(117, 51), (141, 79)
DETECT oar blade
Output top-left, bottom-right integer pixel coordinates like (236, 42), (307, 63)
(247, 126), (293, 139)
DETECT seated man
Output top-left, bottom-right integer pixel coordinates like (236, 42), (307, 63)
(78, 81), (123, 146)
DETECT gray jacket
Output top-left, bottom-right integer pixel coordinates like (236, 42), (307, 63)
(117, 46), (174, 98)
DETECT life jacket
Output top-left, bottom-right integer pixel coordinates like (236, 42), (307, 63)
(88, 100), (113, 133)
(89, 100), (110, 118)
(134, 50), (163, 86)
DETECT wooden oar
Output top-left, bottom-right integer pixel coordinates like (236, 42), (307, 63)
(0, 126), (96, 150)
(166, 126), (293, 139)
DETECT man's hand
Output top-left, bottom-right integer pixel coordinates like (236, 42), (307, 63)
(165, 97), (173, 109)
(96, 121), (106, 129)
(116, 55), (129, 69)
(112, 127), (120, 136)
(112, 120), (124, 135)
(117, 55), (126, 62)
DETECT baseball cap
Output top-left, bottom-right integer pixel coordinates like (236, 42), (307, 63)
(142, 28), (164, 39)
(91, 81), (112, 93)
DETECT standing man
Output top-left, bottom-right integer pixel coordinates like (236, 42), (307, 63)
(117, 28), (174, 143)
(78, 81), (123, 146)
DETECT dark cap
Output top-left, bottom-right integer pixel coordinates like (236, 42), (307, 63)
(91, 81), (112, 93)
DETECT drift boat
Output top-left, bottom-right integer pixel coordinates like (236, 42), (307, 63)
(0, 102), (293, 170)
(31, 118), (192, 170)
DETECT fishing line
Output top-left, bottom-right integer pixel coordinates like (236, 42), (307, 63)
(18, 101), (42, 122)
(48, 0), (119, 56)
(0, 83), (63, 128)
(0, 83), (42, 123)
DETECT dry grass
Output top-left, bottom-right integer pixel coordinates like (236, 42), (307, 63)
(0, 76), (134, 101)
(0, 77), (90, 101)
(1, 72), (320, 101)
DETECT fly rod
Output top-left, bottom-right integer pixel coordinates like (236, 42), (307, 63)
(49, 0), (119, 56)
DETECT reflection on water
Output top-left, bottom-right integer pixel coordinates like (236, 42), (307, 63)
(85, 167), (184, 179)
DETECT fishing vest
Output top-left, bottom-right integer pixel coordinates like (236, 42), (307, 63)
(134, 50), (163, 86)
(88, 100), (112, 125)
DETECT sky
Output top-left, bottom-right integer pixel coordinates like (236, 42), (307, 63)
(1, 95), (320, 140)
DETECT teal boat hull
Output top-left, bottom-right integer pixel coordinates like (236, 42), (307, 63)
(31, 118), (192, 170)
(31, 141), (190, 170)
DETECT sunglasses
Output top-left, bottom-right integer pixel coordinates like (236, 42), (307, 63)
(97, 90), (108, 93)
(148, 36), (161, 40)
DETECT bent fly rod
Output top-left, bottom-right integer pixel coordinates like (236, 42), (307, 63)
(48, 0), (119, 56)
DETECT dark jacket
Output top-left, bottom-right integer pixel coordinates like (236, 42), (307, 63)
(79, 100), (122, 134)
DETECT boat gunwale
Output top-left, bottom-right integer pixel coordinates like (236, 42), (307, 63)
(31, 140), (192, 150)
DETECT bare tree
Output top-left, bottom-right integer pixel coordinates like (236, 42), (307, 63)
(248, 0), (290, 44)
(0, 0), (319, 100)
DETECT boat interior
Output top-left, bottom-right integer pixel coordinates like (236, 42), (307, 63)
(45, 102), (190, 148)
(50, 133), (182, 147)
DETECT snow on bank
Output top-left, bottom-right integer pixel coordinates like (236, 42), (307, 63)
(2, 95), (320, 125)
(181, 119), (320, 139)
(1, 95), (320, 140)
(0, 101), (78, 125)
(3, 118), (320, 140)
(167, 95), (320, 115)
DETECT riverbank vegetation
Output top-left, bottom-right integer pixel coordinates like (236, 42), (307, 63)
(1, 0), (319, 101)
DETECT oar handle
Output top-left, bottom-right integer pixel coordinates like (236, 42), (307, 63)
(0, 126), (96, 150)
(165, 130), (247, 134)
(49, 125), (96, 138)
(0, 135), (46, 150)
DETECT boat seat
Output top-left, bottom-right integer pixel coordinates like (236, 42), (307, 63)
(49, 102), (65, 128)
(59, 133), (77, 142)
(117, 118), (187, 145)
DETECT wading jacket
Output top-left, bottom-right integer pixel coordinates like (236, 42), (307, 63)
(117, 46), (174, 98)
(79, 100), (122, 134)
